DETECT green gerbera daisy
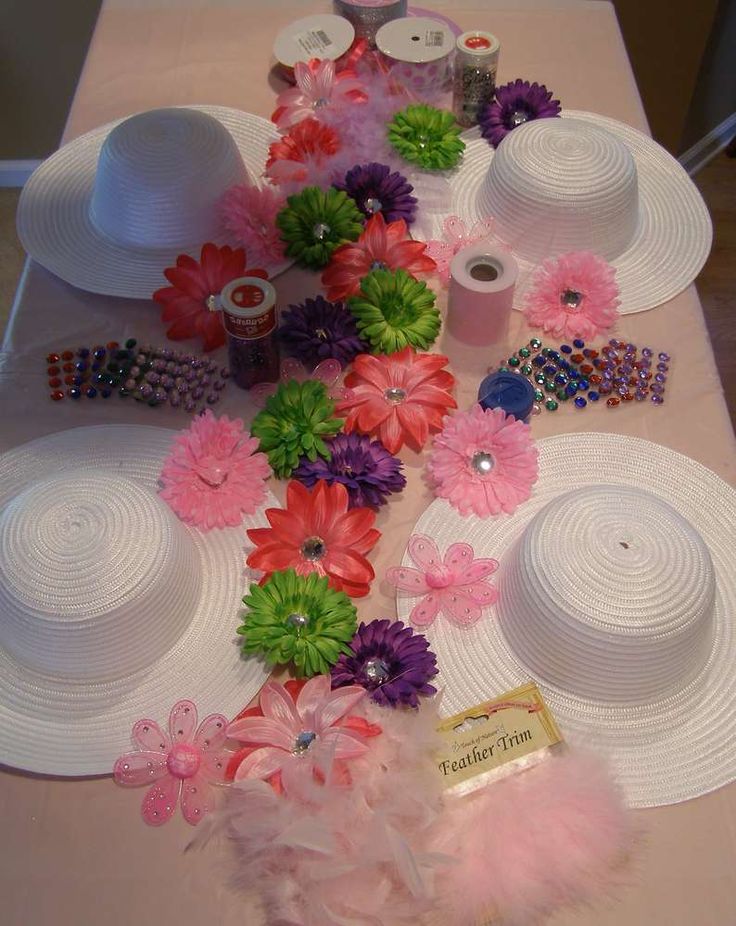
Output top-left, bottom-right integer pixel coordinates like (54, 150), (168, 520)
(276, 186), (364, 270)
(348, 268), (441, 354)
(251, 378), (344, 478)
(239, 569), (358, 677)
(387, 104), (465, 170)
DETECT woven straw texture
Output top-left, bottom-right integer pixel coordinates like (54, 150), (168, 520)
(396, 434), (736, 807)
(0, 425), (274, 776)
(17, 106), (288, 299)
(440, 111), (712, 314)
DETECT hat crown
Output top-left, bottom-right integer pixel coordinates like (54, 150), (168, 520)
(483, 118), (639, 264)
(89, 108), (248, 250)
(499, 485), (715, 705)
(0, 473), (201, 681)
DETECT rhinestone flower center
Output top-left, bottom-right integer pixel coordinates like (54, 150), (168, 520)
(166, 743), (201, 780)
(194, 457), (230, 487)
(312, 97), (329, 109)
(313, 222), (331, 241)
(384, 386), (407, 404)
(314, 327), (329, 340)
(370, 260), (387, 271)
(301, 536), (326, 561)
(364, 197), (383, 215)
(287, 612), (310, 629)
(206, 294), (221, 313)
(293, 730), (317, 755)
(509, 109), (530, 128)
(560, 289), (584, 311)
(364, 658), (391, 684)
(471, 450), (495, 475)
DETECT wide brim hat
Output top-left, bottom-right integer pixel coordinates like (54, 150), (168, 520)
(396, 433), (736, 807)
(416, 111), (712, 314)
(17, 105), (289, 299)
(0, 424), (273, 776)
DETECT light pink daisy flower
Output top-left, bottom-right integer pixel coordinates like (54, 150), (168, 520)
(424, 215), (497, 285)
(218, 183), (286, 268)
(387, 534), (498, 627)
(523, 250), (620, 340)
(272, 58), (368, 131)
(427, 404), (538, 518)
(159, 410), (271, 531)
(113, 700), (232, 826)
(227, 675), (372, 800)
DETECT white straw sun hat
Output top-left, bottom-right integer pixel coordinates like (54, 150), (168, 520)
(418, 112), (712, 314)
(17, 106), (287, 299)
(396, 433), (736, 807)
(0, 424), (274, 776)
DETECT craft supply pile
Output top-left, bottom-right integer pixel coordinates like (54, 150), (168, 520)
(6, 3), (732, 926)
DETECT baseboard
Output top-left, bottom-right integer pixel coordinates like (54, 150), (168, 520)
(679, 112), (736, 176)
(0, 160), (42, 187)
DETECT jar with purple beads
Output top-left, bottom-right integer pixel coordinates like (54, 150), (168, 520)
(220, 277), (280, 390)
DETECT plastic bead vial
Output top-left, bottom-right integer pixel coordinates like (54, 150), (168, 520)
(453, 31), (500, 128)
(220, 277), (280, 390)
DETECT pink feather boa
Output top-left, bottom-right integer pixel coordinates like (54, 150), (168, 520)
(193, 700), (633, 925)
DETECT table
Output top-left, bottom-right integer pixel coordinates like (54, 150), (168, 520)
(2, 2), (735, 924)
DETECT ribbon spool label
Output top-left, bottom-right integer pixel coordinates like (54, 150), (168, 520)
(434, 682), (563, 795)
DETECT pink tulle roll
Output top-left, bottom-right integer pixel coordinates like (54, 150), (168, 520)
(447, 242), (518, 346)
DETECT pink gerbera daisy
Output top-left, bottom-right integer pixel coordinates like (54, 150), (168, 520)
(424, 215), (497, 285)
(271, 58), (368, 131)
(218, 184), (286, 268)
(427, 404), (538, 518)
(523, 251), (620, 340)
(159, 410), (271, 530)
(338, 348), (457, 454)
(321, 213), (436, 302)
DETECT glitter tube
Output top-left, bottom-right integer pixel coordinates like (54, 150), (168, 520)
(453, 31), (500, 128)
(333, 0), (407, 47)
(220, 277), (280, 390)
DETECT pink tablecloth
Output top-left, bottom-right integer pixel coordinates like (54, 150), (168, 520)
(2, 2), (735, 924)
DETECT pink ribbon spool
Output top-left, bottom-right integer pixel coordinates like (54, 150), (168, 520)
(447, 243), (518, 346)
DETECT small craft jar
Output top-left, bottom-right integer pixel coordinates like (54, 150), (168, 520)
(220, 277), (280, 390)
(453, 30), (500, 128)
(478, 370), (536, 422)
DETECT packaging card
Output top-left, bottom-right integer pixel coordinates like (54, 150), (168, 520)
(435, 682), (563, 794)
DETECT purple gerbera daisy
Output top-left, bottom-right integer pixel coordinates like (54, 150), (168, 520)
(293, 432), (406, 509)
(331, 619), (438, 708)
(278, 295), (368, 368)
(335, 162), (418, 226)
(479, 79), (561, 149)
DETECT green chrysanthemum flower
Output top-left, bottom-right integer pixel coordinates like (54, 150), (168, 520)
(251, 378), (344, 478)
(387, 104), (465, 170)
(276, 186), (364, 270)
(239, 569), (358, 677)
(348, 268), (441, 353)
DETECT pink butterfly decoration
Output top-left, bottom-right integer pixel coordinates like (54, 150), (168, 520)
(250, 357), (352, 408)
(386, 534), (499, 627)
(424, 215), (499, 285)
(113, 700), (232, 826)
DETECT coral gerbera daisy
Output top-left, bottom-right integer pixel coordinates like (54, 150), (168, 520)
(427, 404), (538, 518)
(479, 79), (561, 149)
(348, 267), (441, 354)
(278, 295), (368, 368)
(387, 104), (465, 170)
(265, 118), (342, 187)
(277, 187), (364, 270)
(158, 410), (271, 530)
(293, 432), (406, 510)
(250, 378), (344, 478)
(334, 162), (418, 226)
(523, 251), (620, 340)
(239, 569), (358, 677)
(331, 619), (438, 708)
(271, 58), (368, 131)
(152, 243), (267, 352)
(246, 479), (380, 598)
(322, 212), (436, 302)
(337, 348), (457, 454)
(218, 184), (286, 268)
